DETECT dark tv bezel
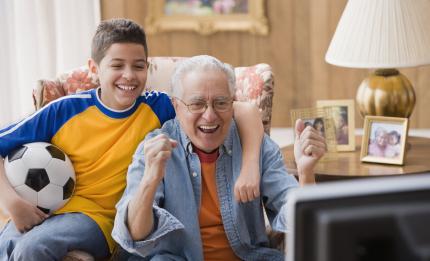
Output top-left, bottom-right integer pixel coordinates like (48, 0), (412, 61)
(286, 174), (430, 261)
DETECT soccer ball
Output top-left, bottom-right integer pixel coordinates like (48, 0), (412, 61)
(4, 142), (76, 214)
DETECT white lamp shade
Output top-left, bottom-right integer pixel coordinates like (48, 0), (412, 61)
(325, 0), (430, 68)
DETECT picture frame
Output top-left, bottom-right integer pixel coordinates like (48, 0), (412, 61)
(145, 0), (269, 35)
(290, 107), (337, 152)
(360, 116), (409, 165)
(317, 99), (355, 151)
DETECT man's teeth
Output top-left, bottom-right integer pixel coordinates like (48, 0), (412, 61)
(200, 125), (218, 130)
(117, 85), (136, 91)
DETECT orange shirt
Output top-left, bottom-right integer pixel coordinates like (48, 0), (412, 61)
(194, 147), (241, 261)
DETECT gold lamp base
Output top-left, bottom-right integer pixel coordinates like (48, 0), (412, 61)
(356, 69), (416, 118)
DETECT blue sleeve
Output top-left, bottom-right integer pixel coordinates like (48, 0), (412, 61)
(259, 135), (299, 232)
(139, 91), (175, 126)
(112, 130), (184, 258)
(0, 95), (92, 158)
(0, 106), (57, 158)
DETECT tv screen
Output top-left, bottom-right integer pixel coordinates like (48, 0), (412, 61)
(286, 174), (430, 261)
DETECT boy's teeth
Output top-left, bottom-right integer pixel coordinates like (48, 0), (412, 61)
(118, 85), (136, 91)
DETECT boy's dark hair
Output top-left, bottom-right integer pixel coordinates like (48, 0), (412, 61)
(91, 18), (148, 64)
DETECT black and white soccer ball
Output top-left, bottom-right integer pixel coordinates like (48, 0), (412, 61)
(4, 142), (76, 214)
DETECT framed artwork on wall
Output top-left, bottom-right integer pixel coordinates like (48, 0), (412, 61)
(317, 99), (355, 151)
(360, 116), (409, 165)
(145, 0), (269, 35)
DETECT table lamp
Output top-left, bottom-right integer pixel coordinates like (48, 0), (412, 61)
(325, 0), (430, 118)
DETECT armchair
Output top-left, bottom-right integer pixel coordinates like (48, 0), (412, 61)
(32, 57), (275, 134)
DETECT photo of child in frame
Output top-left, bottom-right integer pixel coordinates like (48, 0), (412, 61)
(303, 117), (325, 138)
(291, 107), (337, 152)
(316, 99), (355, 152)
(368, 122), (403, 159)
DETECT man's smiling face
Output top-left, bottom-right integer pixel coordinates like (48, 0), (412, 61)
(174, 69), (233, 153)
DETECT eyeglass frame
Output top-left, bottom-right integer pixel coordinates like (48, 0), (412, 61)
(173, 96), (234, 114)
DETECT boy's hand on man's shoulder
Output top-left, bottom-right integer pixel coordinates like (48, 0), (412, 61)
(234, 164), (260, 203)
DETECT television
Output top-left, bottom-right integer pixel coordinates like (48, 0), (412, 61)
(286, 174), (430, 261)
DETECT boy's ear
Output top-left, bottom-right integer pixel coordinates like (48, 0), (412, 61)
(88, 58), (98, 74)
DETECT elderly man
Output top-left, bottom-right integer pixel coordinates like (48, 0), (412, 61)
(112, 55), (326, 260)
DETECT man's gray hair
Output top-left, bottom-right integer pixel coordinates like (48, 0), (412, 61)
(170, 55), (236, 98)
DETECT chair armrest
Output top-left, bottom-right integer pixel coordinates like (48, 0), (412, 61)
(31, 60), (275, 136)
(33, 80), (66, 110)
(32, 67), (99, 111)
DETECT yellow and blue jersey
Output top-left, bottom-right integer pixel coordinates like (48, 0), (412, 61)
(0, 88), (175, 251)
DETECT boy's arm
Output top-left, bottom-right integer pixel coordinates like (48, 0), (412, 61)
(0, 156), (48, 232)
(233, 101), (264, 203)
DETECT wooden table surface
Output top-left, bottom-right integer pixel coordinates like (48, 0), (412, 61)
(282, 136), (430, 181)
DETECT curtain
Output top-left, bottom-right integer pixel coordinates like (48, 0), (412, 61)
(0, 0), (100, 127)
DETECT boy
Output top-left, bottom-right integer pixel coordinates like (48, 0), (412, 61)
(0, 19), (263, 260)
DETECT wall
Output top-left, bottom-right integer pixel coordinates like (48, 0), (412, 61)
(101, 0), (430, 128)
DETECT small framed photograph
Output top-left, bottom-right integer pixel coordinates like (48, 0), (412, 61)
(317, 99), (355, 151)
(290, 107), (337, 152)
(361, 116), (409, 165)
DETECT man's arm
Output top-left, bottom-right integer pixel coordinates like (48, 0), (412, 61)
(293, 119), (326, 186)
(127, 134), (177, 240)
(0, 156), (47, 232)
(233, 101), (264, 202)
(258, 134), (299, 232)
(261, 120), (325, 231)
(127, 179), (158, 241)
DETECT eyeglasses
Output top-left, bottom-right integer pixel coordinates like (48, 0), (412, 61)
(175, 97), (233, 114)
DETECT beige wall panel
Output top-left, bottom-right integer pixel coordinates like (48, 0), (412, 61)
(147, 34), (172, 57)
(209, 33), (241, 66)
(310, 0), (330, 103)
(167, 32), (209, 57)
(101, 0), (430, 128)
(267, 0), (295, 126)
(100, 0), (126, 18)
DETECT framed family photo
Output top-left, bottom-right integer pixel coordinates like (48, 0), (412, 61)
(145, 0), (269, 35)
(360, 116), (409, 165)
(317, 99), (355, 151)
(290, 107), (337, 152)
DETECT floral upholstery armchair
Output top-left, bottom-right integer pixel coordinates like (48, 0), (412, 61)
(0, 57), (275, 260)
(32, 57), (275, 134)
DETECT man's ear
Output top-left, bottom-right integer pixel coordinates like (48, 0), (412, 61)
(88, 58), (98, 75)
(171, 97), (179, 111)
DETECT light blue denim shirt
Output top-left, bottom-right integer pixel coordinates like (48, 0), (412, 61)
(112, 119), (299, 260)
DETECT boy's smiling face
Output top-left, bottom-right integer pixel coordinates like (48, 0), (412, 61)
(90, 43), (148, 110)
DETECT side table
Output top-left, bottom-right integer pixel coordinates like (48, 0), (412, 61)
(282, 136), (430, 182)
